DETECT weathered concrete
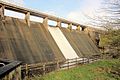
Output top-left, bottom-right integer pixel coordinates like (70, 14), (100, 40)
(67, 23), (72, 31)
(76, 25), (81, 31)
(0, 5), (4, 20)
(60, 27), (100, 57)
(56, 21), (61, 27)
(0, 16), (65, 64)
(25, 12), (30, 27)
(43, 17), (48, 29)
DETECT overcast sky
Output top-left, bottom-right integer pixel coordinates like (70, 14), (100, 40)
(24, 0), (104, 26)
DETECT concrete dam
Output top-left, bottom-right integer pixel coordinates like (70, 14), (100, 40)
(0, 1), (100, 65)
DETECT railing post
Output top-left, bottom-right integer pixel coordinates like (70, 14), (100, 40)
(43, 17), (48, 29)
(0, 5), (5, 20)
(25, 12), (30, 27)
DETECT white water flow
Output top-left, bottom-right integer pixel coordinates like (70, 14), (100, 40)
(48, 26), (79, 59)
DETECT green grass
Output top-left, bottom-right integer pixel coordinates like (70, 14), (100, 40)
(31, 59), (120, 80)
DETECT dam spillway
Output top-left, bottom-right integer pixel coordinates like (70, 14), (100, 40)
(48, 26), (79, 59)
(0, 1), (100, 65)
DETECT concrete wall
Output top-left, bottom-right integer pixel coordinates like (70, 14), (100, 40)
(60, 27), (100, 57)
(0, 16), (65, 64)
(0, 16), (100, 64)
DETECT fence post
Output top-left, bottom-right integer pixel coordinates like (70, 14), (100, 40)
(76, 58), (78, 66)
(82, 58), (84, 64)
(67, 59), (69, 69)
(94, 57), (96, 61)
(57, 61), (60, 70)
(87, 58), (89, 63)
(43, 64), (46, 75)
(25, 64), (29, 80)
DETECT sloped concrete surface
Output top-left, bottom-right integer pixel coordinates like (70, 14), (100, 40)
(60, 27), (100, 57)
(48, 26), (79, 59)
(0, 16), (65, 64)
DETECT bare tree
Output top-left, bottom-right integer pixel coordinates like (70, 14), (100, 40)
(85, 0), (120, 30)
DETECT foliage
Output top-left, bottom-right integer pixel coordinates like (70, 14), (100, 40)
(31, 59), (120, 80)
(100, 29), (120, 47)
(85, 0), (120, 29)
(100, 29), (120, 58)
(108, 29), (120, 47)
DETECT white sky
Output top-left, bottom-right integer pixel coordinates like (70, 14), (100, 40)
(67, 0), (104, 26)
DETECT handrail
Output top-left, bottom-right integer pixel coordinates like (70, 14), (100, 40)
(0, 1), (86, 28)
(0, 60), (21, 78)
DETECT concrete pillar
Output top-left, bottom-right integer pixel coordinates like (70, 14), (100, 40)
(0, 5), (5, 20)
(56, 21), (61, 27)
(25, 12), (30, 27)
(76, 25), (81, 31)
(43, 17), (48, 29)
(68, 23), (72, 31)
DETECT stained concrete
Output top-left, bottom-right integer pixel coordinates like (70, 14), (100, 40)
(0, 16), (65, 64)
(60, 27), (100, 57)
(0, 16), (100, 64)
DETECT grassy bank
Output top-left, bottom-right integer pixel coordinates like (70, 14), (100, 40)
(31, 59), (120, 80)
